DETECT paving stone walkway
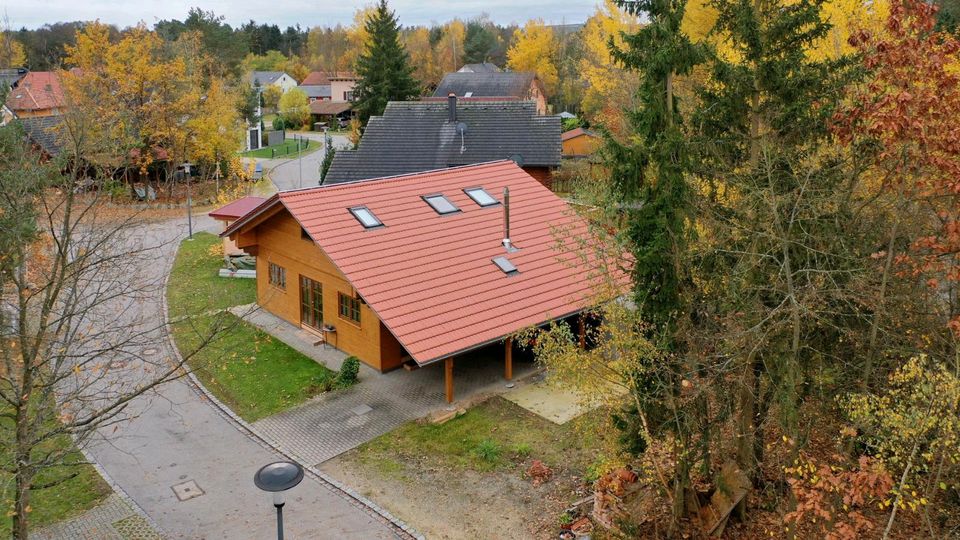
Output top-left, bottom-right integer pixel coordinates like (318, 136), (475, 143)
(238, 308), (540, 466)
(33, 494), (162, 540)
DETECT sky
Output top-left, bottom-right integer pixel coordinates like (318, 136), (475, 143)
(4, 1), (597, 29)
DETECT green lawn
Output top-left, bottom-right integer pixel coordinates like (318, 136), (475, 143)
(239, 139), (320, 159)
(167, 233), (335, 421)
(1, 422), (112, 536)
(351, 397), (603, 475)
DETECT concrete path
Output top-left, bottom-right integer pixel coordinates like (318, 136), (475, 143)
(264, 133), (351, 192)
(82, 215), (410, 539)
(239, 308), (540, 466)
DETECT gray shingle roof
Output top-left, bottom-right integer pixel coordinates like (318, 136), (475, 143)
(433, 72), (537, 99)
(18, 115), (64, 157)
(299, 84), (331, 99)
(248, 71), (290, 86)
(324, 100), (560, 185)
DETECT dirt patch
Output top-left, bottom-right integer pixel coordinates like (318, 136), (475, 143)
(320, 396), (605, 539)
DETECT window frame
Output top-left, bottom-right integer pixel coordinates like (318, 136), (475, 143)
(338, 292), (361, 324)
(463, 187), (500, 207)
(348, 205), (384, 229)
(421, 194), (461, 215)
(268, 262), (287, 290)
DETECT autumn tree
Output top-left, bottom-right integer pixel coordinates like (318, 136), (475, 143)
(278, 87), (310, 128)
(353, 0), (420, 123)
(0, 30), (26, 67)
(506, 19), (558, 95)
(261, 84), (283, 111)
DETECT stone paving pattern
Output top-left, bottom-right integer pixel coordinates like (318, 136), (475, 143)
(243, 308), (539, 466)
(33, 494), (162, 540)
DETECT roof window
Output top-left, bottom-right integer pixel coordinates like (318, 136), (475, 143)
(423, 194), (460, 215)
(464, 187), (499, 207)
(349, 206), (383, 228)
(492, 256), (518, 275)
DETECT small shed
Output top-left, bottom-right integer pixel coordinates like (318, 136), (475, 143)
(561, 127), (600, 158)
(209, 196), (266, 256)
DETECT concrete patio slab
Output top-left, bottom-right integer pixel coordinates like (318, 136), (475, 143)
(502, 378), (597, 424)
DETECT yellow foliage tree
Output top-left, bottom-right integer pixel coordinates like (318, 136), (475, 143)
(188, 79), (244, 168)
(262, 84), (283, 110)
(405, 27), (442, 89)
(0, 31), (26, 67)
(506, 19), (558, 95)
(278, 87), (310, 128)
(435, 20), (466, 74)
(579, 0), (642, 132)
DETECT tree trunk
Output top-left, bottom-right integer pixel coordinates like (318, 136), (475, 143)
(862, 214), (901, 391)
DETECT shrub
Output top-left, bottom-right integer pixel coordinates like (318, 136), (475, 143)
(513, 442), (532, 459)
(335, 356), (360, 388)
(272, 116), (286, 131)
(471, 439), (501, 463)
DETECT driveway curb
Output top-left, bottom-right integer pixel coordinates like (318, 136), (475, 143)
(160, 260), (424, 540)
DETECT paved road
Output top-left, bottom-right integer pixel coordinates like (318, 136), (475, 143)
(266, 132), (351, 192)
(83, 215), (403, 539)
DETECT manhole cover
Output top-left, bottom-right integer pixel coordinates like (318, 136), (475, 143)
(171, 480), (204, 501)
(350, 404), (373, 416)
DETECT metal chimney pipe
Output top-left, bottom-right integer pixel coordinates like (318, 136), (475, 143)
(447, 93), (457, 123)
(502, 187), (511, 250)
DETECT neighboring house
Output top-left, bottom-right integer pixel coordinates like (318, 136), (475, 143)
(247, 71), (298, 92)
(209, 196), (266, 257)
(432, 71), (548, 115)
(298, 71), (357, 103)
(222, 160), (624, 400)
(325, 96), (561, 187)
(18, 115), (66, 157)
(457, 63), (501, 73)
(299, 85), (331, 103)
(5, 71), (66, 118)
(561, 127), (600, 158)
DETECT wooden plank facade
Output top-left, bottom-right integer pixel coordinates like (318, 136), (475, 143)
(235, 207), (406, 372)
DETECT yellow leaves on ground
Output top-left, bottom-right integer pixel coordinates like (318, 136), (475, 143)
(507, 19), (558, 95)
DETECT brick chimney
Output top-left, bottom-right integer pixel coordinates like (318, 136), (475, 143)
(447, 93), (457, 123)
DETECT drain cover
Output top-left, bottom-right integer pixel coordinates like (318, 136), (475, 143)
(350, 404), (373, 416)
(171, 480), (204, 501)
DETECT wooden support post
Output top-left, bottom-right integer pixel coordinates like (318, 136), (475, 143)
(505, 337), (513, 381)
(444, 357), (454, 403)
(578, 315), (586, 350)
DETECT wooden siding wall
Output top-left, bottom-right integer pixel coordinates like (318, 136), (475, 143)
(251, 209), (402, 371)
(562, 135), (599, 157)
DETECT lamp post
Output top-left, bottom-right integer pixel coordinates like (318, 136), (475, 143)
(182, 162), (194, 240)
(254, 461), (304, 540)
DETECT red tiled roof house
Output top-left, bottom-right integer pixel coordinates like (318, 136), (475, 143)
(223, 161), (618, 401)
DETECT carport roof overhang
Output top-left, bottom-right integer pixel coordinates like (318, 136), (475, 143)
(414, 306), (588, 367)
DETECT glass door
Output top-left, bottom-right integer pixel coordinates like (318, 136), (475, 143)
(299, 276), (323, 330)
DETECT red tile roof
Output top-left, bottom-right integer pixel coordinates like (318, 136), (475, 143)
(225, 160), (624, 365)
(309, 101), (352, 116)
(561, 127), (597, 141)
(5, 71), (65, 112)
(209, 196), (266, 221)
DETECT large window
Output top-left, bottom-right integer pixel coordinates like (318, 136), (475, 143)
(338, 292), (361, 323)
(300, 276), (323, 330)
(268, 262), (286, 289)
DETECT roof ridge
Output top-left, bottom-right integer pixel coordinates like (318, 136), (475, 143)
(306, 160), (513, 191)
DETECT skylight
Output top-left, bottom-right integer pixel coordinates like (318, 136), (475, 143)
(464, 187), (499, 207)
(423, 194), (460, 215)
(349, 206), (383, 228)
(492, 256), (518, 275)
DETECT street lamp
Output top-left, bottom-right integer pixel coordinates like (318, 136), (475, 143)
(182, 162), (194, 240)
(254, 461), (304, 540)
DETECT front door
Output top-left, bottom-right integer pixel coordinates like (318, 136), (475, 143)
(300, 276), (323, 330)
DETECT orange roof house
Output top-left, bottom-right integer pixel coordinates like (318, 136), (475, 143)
(561, 127), (600, 158)
(5, 71), (66, 118)
(224, 160), (622, 401)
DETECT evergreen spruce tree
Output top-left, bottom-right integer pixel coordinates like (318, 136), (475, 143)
(463, 21), (498, 64)
(353, 0), (420, 123)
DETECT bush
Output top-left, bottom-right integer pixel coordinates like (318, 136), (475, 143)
(335, 356), (360, 388)
(471, 439), (501, 463)
(272, 116), (286, 131)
